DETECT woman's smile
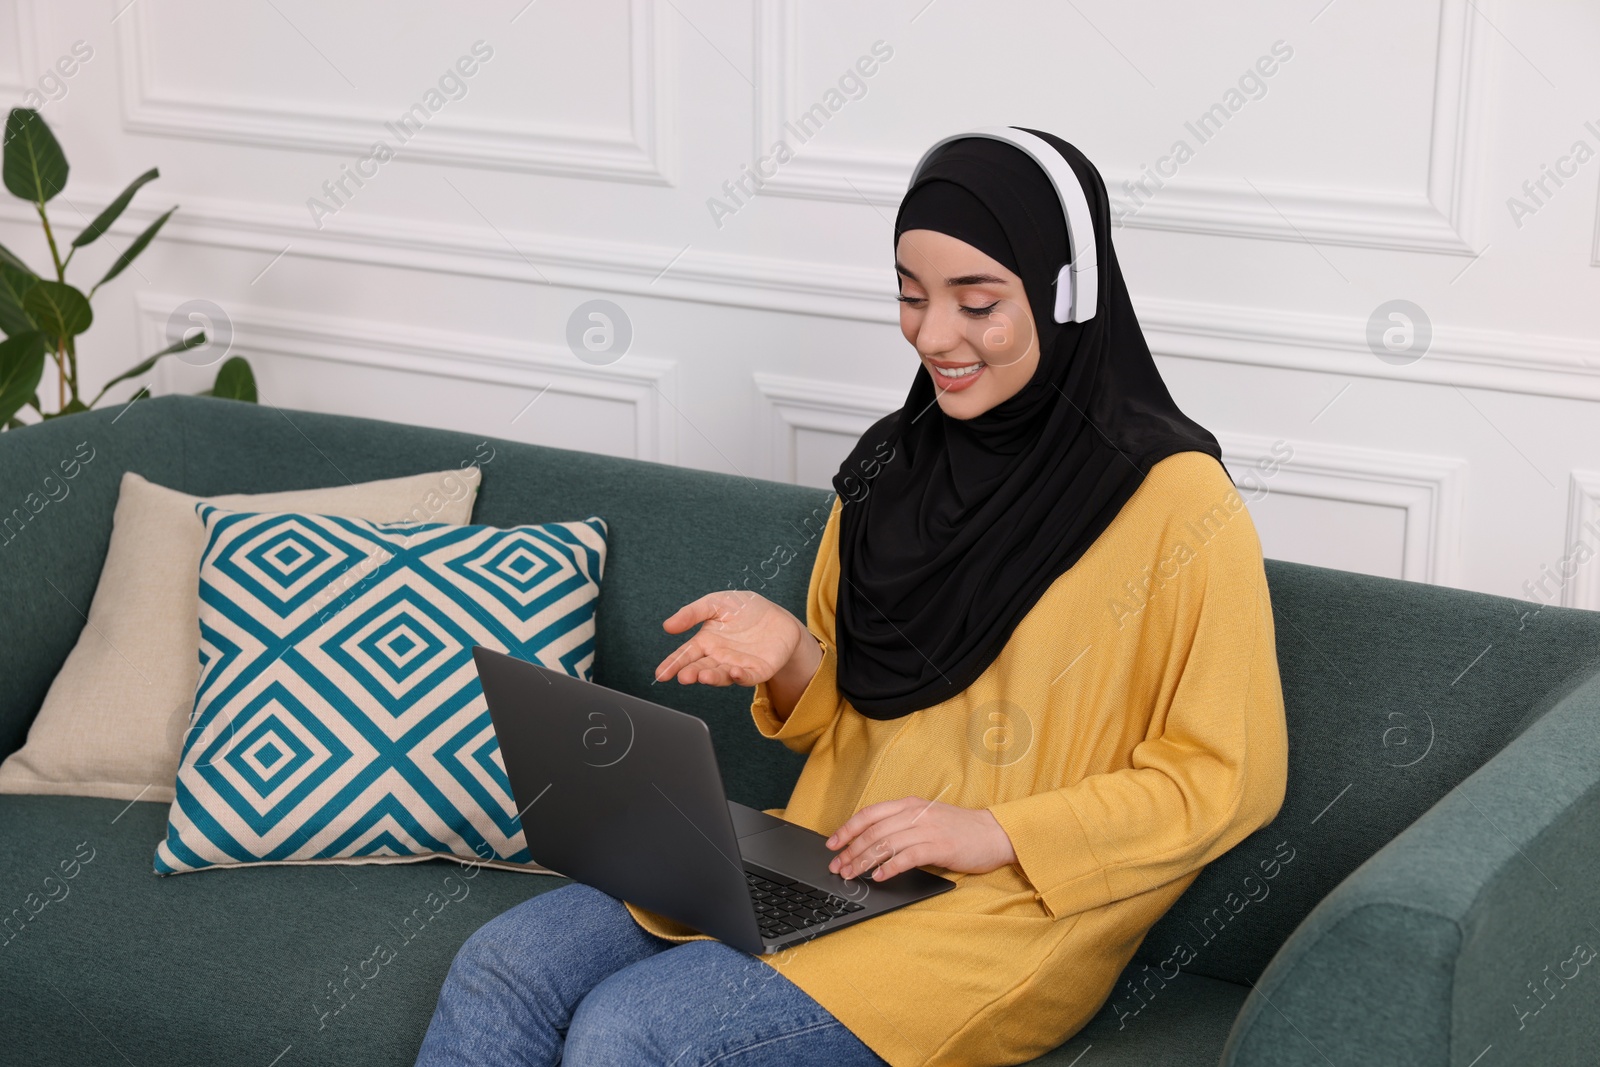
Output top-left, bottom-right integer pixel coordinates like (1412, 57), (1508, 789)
(927, 358), (987, 390)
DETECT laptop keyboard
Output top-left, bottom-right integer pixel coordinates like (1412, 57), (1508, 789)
(745, 868), (865, 941)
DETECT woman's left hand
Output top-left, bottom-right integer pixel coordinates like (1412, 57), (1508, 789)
(825, 797), (1018, 881)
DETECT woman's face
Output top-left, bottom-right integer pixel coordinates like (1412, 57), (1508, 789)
(895, 228), (1041, 420)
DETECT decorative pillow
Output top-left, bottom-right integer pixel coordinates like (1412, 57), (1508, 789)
(154, 504), (608, 875)
(0, 468), (482, 803)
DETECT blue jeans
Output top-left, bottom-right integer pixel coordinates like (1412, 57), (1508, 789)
(414, 882), (889, 1067)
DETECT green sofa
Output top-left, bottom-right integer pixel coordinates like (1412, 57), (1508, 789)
(3, 394), (1598, 1066)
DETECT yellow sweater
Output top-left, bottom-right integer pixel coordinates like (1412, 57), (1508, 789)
(625, 450), (1289, 1067)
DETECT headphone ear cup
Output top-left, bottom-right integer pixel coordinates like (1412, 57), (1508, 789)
(1053, 264), (1075, 323)
(1070, 261), (1097, 323)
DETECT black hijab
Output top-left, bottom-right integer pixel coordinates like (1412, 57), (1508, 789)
(829, 127), (1226, 720)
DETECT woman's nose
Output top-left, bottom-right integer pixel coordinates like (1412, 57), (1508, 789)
(914, 301), (967, 358)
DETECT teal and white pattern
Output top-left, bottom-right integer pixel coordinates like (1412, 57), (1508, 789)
(155, 504), (607, 875)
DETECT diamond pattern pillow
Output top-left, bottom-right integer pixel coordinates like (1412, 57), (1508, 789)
(154, 504), (608, 875)
(0, 468), (482, 803)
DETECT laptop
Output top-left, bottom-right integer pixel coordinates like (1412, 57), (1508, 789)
(474, 645), (954, 954)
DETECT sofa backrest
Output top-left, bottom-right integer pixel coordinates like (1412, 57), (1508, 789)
(0, 395), (828, 811)
(1135, 558), (1600, 985)
(4, 395), (1598, 986)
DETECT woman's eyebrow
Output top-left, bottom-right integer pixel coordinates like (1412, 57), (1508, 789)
(894, 261), (1009, 287)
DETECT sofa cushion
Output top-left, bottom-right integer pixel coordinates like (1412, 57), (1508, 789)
(1038, 969), (1252, 1065)
(1, 794), (565, 1067)
(155, 506), (607, 875)
(0, 468), (481, 803)
(0, 792), (1252, 1067)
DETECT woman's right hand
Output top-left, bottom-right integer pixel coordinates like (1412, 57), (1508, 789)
(654, 591), (819, 692)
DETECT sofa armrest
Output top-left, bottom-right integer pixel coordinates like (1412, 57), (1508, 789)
(1221, 668), (1600, 1066)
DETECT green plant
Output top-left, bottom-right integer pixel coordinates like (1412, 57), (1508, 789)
(0, 107), (256, 429)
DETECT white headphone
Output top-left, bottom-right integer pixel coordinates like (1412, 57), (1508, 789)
(906, 126), (1099, 324)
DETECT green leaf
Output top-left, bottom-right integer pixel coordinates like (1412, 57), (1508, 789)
(0, 330), (47, 426)
(209, 355), (257, 402)
(71, 168), (160, 248)
(88, 330), (204, 407)
(2, 108), (69, 204)
(0, 261), (38, 337)
(94, 206), (174, 292)
(21, 280), (92, 343)
(0, 239), (34, 276)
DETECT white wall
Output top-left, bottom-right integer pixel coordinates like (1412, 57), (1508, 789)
(2, 0), (1597, 607)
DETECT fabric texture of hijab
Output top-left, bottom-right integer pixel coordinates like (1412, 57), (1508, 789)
(828, 127), (1227, 720)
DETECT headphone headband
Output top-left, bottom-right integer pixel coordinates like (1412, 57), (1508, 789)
(906, 126), (1099, 324)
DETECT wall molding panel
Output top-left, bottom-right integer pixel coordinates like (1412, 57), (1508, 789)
(737, 384), (1470, 585)
(750, 0), (909, 214)
(0, 186), (897, 325)
(750, 0), (1487, 254)
(114, 0), (676, 184)
(5, 183), (1592, 404)
(2, 164), (1593, 405)
(752, 372), (902, 482)
(1216, 431), (1467, 586)
(0, 0), (40, 98)
(1563, 470), (1600, 610)
(1136, 296), (1600, 403)
(8, 183), (1588, 401)
(1591, 175), (1600, 268)
(133, 294), (680, 462)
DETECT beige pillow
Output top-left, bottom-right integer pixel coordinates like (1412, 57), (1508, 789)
(0, 468), (482, 803)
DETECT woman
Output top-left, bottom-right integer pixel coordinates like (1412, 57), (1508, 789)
(416, 128), (1288, 1067)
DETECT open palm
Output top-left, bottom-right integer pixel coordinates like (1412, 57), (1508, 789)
(654, 591), (806, 687)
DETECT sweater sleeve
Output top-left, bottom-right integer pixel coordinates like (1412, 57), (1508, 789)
(750, 496), (846, 755)
(987, 500), (1289, 922)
